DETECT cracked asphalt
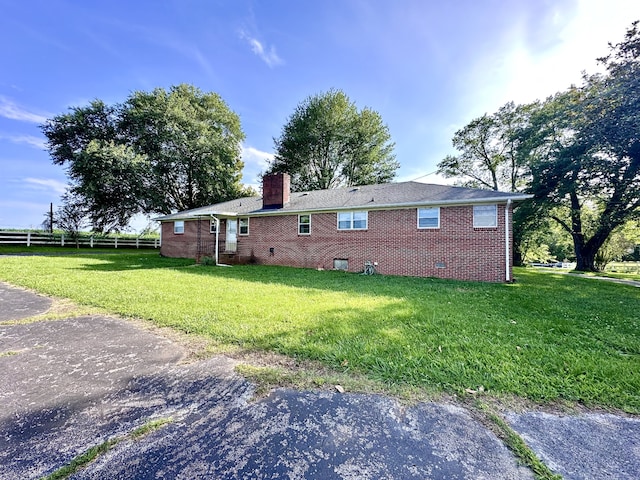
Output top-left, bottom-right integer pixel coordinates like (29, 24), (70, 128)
(1, 282), (638, 479)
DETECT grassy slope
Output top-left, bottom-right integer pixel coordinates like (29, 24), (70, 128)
(0, 252), (638, 412)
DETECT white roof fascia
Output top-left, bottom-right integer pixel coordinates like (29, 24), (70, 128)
(155, 193), (533, 221)
(244, 194), (533, 217)
(155, 211), (239, 222)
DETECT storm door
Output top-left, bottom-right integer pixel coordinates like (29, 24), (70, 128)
(226, 219), (237, 252)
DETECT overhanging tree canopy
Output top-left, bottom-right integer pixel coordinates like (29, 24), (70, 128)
(528, 22), (640, 271)
(42, 84), (247, 232)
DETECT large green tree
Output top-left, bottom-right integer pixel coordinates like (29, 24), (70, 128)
(121, 84), (246, 212)
(267, 89), (398, 191)
(528, 21), (640, 271)
(437, 101), (534, 193)
(42, 84), (246, 232)
(41, 100), (144, 232)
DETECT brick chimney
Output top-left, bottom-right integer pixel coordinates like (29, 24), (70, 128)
(262, 173), (291, 209)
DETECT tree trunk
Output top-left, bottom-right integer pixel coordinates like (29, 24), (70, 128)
(571, 232), (594, 271)
(574, 247), (596, 271)
(513, 246), (524, 267)
(573, 234), (609, 272)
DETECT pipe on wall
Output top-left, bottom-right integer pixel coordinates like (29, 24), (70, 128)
(505, 199), (512, 282)
(211, 215), (220, 266)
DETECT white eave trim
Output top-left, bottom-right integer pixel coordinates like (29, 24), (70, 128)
(154, 210), (239, 222)
(155, 194), (533, 221)
(243, 194), (533, 217)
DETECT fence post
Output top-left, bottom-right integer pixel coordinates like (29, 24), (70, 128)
(27, 232), (31, 247)
(61, 234), (65, 246)
(136, 238), (139, 249)
(115, 236), (118, 249)
(90, 236), (93, 248)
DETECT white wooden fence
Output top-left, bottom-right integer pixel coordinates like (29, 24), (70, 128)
(0, 231), (159, 249)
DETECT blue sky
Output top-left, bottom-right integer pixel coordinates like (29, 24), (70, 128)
(0, 0), (637, 230)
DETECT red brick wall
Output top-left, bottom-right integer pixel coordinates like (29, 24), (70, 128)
(161, 204), (513, 282)
(160, 219), (220, 259)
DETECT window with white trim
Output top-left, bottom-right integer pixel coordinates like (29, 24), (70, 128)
(417, 207), (440, 229)
(210, 220), (217, 234)
(337, 211), (368, 230)
(298, 214), (311, 235)
(174, 220), (184, 234)
(239, 217), (249, 235)
(473, 205), (497, 228)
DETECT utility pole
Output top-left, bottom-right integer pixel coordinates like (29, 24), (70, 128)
(49, 202), (54, 233)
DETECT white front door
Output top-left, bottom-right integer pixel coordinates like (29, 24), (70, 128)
(226, 219), (237, 252)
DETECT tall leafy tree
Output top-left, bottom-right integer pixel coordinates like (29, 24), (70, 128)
(42, 84), (246, 232)
(529, 21), (640, 271)
(267, 89), (398, 191)
(41, 100), (144, 232)
(54, 191), (89, 248)
(121, 84), (246, 213)
(437, 101), (534, 193)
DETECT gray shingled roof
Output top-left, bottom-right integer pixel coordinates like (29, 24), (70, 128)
(155, 181), (532, 221)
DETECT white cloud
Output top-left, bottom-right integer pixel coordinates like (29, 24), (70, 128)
(0, 134), (47, 149)
(23, 177), (68, 195)
(0, 96), (50, 123)
(242, 145), (273, 168)
(239, 30), (284, 67)
(241, 145), (274, 189)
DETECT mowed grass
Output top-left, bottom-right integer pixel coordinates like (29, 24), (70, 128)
(0, 252), (638, 412)
(600, 262), (640, 281)
(0, 245), (156, 255)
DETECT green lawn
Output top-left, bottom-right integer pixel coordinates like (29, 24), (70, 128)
(0, 245), (156, 255)
(0, 251), (638, 412)
(601, 262), (640, 281)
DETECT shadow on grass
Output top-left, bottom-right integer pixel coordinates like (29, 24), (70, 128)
(68, 253), (639, 310)
(70, 251), (500, 293)
(61, 252), (194, 271)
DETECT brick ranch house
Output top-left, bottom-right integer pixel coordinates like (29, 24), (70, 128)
(156, 173), (531, 282)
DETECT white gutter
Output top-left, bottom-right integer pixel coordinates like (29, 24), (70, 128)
(154, 194), (534, 222)
(244, 195), (533, 217)
(505, 199), (512, 282)
(211, 215), (220, 266)
(154, 210), (239, 222)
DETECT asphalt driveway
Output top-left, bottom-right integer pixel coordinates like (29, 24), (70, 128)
(0, 282), (638, 479)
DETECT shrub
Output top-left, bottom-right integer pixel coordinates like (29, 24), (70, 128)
(200, 256), (216, 266)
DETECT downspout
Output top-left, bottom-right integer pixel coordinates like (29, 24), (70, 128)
(505, 199), (512, 282)
(211, 215), (220, 266)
